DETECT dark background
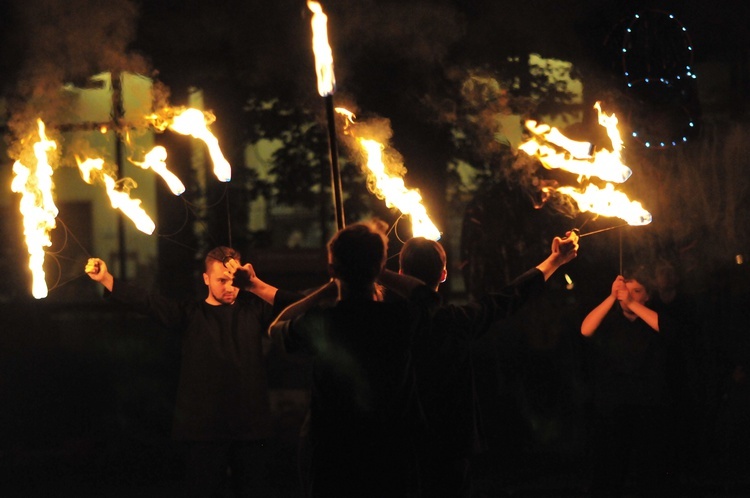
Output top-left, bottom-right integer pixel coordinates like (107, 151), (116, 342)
(1, 0), (749, 496)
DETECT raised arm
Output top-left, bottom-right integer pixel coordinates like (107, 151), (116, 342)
(224, 259), (278, 305)
(267, 280), (338, 337)
(85, 258), (114, 292)
(581, 276), (623, 337)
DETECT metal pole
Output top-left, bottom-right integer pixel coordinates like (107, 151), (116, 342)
(111, 70), (127, 278)
(324, 95), (345, 231)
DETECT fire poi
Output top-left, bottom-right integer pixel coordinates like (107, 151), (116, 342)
(518, 101), (653, 228)
(11, 105), (232, 299)
(131, 145), (186, 196)
(336, 108), (441, 241)
(76, 156), (156, 235)
(146, 107), (232, 183)
(10, 119), (59, 299)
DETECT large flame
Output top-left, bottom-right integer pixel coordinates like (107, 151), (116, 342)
(308, 0), (336, 97)
(335, 108), (440, 239)
(519, 102), (651, 226)
(359, 138), (441, 241)
(558, 183), (652, 226)
(519, 107), (632, 184)
(77, 157), (156, 235)
(133, 146), (186, 195)
(148, 107), (231, 182)
(10, 119), (59, 299)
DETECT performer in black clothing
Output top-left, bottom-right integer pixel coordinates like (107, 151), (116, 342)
(85, 247), (300, 497)
(650, 259), (711, 490)
(395, 233), (579, 497)
(581, 266), (676, 497)
(268, 220), (437, 498)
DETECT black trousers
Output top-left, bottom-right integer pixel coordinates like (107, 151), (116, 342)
(588, 405), (676, 497)
(184, 440), (270, 498)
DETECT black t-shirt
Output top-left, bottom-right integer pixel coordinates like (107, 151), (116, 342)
(587, 305), (671, 411)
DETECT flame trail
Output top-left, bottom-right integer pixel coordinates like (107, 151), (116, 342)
(359, 138), (441, 240)
(558, 183), (652, 226)
(148, 107), (231, 182)
(132, 146), (186, 195)
(77, 157), (156, 235)
(519, 102), (651, 226)
(519, 114), (632, 184)
(10, 119), (59, 299)
(336, 109), (440, 239)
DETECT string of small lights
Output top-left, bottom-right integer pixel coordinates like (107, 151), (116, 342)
(619, 10), (699, 149)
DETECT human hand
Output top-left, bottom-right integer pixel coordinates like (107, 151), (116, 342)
(611, 275), (626, 299)
(85, 258), (107, 281)
(85, 257), (114, 290)
(551, 230), (579, 264)
(616, 288), (631, 303)
(224, 259), (257, 290)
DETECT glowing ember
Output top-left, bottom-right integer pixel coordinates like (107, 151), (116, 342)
(519, 101), (651, 225)
(308, 0), (336, 97)
(148, 107), (231, 182)
(359, 138), (441, 241)
(10, 119), (59, 299)
(133, 146), (186, 196)
(564, 273), (575, 290)
(77, 157), (156, 235)
(558, 183), (652, 226)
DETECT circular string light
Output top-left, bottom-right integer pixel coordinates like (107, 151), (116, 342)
(619, 10), (699, 149)
(624, 77), (697, 148)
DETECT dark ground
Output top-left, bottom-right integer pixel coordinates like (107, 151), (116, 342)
(1, 280), (749, 498)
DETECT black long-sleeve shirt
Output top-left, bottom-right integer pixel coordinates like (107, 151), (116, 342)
(107, 279), (300, 441)
(414, 267), (547, 457)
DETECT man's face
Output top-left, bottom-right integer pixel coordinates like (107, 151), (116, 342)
(203, 260), (239, 305)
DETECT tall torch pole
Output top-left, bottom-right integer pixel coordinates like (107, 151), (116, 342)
(309, 1), (345, 231)
(111, 69), (128, 279)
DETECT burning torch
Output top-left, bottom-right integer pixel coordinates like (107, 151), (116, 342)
(308, 0), (345, 230)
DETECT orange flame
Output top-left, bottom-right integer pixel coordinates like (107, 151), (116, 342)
(519, 102), (651, 226)
(558, 183), (652, 226)
(133, 146), (186, 196)
(148, 107), (231, 182)
(519, 109), (632, 184)
(335, 108), (440, 239)
(308, 1), (336, 97)
(76, 157), (156, 235)
(10, 119), (59, 299)
(335, 107), (355, 124)
(359, 138), (441, 240)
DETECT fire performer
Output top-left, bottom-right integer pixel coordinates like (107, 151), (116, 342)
(268, 220), (437, 497)
(580, 267), (677, 496)
(85, 249), (301, 497)
(267, 222), (578, 496)
(394, 231), (579, 497)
